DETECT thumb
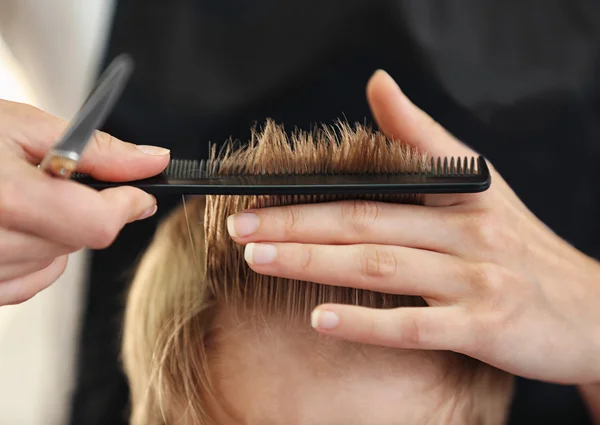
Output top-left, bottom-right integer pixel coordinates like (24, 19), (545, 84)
(3, 100), (170, 182)
(366, 70), (474, 158)
(75, 131), (171, 182)
(367, 70), (492, 206)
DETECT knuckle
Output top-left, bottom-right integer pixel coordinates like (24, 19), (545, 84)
(466, 262), (506, 295)
(35, 259), (54, 273)
(9, 261), (63, 306)
(360, 245), (398, 280)
(91, 130), (115, 154)
(20, 102), (43, 116)
(341, 200), (381, 236)
(10, 290), (36, 305)
(465, 263), (489, 290)
(51, 256), (69, 278)
(89, 220), (120, 249)
(464, 209), (521, 261)
(58, 257), (68, 275)
(281, 205), (304, 238)
(298, 244), (314, 271)
(399, 314), (422, 347)
(10, 102), (46, 122)
(465, 210), (502, 251)
(462, 265), (522, 351)
(10, 280), (44, 307)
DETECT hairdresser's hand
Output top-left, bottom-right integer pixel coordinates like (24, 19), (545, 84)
(227, 70), (600, 385)
(0, 99), (169, 306)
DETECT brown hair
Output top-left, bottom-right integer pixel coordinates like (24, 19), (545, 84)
(122, 120), (513, 425)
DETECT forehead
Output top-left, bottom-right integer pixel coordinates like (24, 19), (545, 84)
(207, 323), (452, 425)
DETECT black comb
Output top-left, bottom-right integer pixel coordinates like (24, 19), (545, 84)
(72, 156), (491, 195)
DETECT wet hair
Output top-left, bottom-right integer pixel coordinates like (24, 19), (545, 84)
(122, 120), (513, 425)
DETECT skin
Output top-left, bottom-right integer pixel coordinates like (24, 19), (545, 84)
(226, 71), (600, 409)
(3, 70), (600, 418)
(207, 319), (464, 425)
(0, 99), (169, 305)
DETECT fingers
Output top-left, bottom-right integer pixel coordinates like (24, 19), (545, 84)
(0, 99), (170, 181)
(0, 259), (54, 281)
(0, 255), (68, 306)
(366, 70), (473, 157)
(244, 242), (469, 299)
(0, 162), (157, 248)
(98, 186), (159, 224)
(0, 227), (74, 263)
(69, 131), (171, 182)
(0, 100), (65, 159)
(310, 304), (471, 351)
(228, 201), (461, 253)
(226, 201), (513, 262)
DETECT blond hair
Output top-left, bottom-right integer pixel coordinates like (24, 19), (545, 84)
(122, 120), (513, 425)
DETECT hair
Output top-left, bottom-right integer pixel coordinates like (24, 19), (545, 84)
(122, 120), (513, 425)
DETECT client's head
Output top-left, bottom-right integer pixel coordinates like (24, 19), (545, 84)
(122, 121), (513, 425)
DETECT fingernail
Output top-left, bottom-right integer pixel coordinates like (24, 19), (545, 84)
(311, 309), (339, 330)
(244, 243), (277, 265)
(374, 69), (390, 78)
(136, 145), (171, 156)
(227, 213), (260, 238)
(373, 69), (403, 91)
(137, 204), (158, 220)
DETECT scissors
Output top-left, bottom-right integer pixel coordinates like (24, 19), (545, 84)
(39, 54), (134, 178)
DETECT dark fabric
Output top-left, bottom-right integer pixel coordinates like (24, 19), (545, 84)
(69, 1), (600, 424)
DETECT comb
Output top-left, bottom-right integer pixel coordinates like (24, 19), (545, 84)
(72, 156), (490, 195)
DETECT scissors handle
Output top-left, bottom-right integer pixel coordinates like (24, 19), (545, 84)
(40, 54), (134, 178)
(39, 150), (80, 178)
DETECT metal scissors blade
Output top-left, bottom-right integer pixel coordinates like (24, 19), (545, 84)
(40, 54), (134, 178)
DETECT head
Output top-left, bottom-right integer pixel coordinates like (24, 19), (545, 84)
(122, 121), (513, 425)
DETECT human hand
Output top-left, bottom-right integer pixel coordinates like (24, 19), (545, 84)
(226, 70), (600, 385)
(0, 99), (169, 306)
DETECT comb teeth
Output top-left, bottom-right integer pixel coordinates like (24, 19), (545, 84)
(164, 159), (201, 178)
(71, 155), (490, 195)
(71, 156), (483, 181)
(427, 156), (479, 177)
(161, 156), (482, 179)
